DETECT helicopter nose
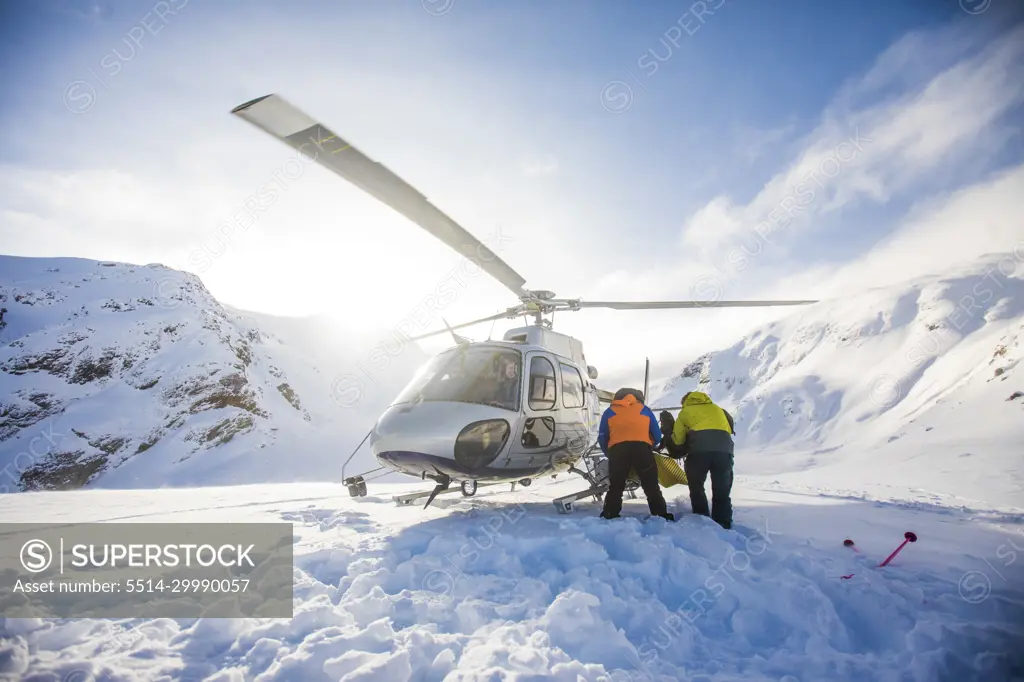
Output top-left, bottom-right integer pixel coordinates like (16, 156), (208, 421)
(371, 403), (516, 477)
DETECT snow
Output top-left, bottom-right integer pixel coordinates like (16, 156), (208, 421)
(2, 252), (1023, 680)
(1, 481), (1022, 680)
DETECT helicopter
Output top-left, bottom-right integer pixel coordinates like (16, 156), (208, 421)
(231, 94), (817, 512)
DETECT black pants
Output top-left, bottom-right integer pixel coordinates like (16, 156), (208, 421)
(601, 441), (668, 518)
(684, 451), (734, 529)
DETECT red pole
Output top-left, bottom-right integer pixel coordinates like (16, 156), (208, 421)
(878, 531), (917, 567)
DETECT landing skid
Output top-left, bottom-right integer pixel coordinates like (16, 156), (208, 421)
(348, 439), (635, 515)
(393, 480), (510, 507)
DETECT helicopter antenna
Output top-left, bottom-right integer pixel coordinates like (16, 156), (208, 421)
(487, 317), (498, 341)
(644, 357), (650, 404)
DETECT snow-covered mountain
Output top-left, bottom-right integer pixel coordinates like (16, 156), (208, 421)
(0, 256), (426, 492)
(651, 252), (1024, 508)
(4, 252), (1021, 504)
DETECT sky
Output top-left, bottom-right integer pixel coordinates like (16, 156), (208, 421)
(1, 0), (1023, 391)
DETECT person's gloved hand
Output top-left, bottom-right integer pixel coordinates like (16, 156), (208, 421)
(666, 440), (686, 460)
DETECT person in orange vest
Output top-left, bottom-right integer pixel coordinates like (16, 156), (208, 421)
(597, 388), (673, 520)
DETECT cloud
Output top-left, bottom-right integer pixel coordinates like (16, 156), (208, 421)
(0, 5), (593, 325)
(565, 21), (1024, 383)
(0, 165), (202, 260)
(519, 155), (558, 176)
(816, 163), (1024, 297)
(679, 21), (1024, 263)
(586, 161), (1024, 390)
(2, 6), (1021, 390)
(729, 119), (798, 167)
(49, 0), (115, 22)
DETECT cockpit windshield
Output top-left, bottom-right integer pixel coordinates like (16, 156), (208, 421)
(392, 347), (522, 411)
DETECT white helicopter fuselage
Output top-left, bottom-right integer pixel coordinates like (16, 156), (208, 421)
(370, 326), (603, 484)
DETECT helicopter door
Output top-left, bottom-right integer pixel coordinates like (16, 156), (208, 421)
(515, 353), (560, 468)
(558, 361), (591, 458)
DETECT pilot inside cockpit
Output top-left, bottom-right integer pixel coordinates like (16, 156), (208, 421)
(493, 354), (521, 409)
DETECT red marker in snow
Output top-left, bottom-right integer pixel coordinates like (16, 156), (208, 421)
(878, 531), (917, 567)
(839, 532), (918, 580)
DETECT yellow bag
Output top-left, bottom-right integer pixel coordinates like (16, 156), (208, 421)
(626, 454), (688, 488)
(654, 453), (688, 487)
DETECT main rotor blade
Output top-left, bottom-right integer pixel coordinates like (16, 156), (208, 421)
(231, 94), (529, 297)
(407, 309), (517, 342)
(566, 299), (818, 310)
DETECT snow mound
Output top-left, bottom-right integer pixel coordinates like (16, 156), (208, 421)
(2, 482), (1022, 681)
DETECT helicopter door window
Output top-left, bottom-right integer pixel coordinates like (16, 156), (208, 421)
(521, 416), (555, 448)
(527, 356), (557, 411)
(560, 363), (585, 408)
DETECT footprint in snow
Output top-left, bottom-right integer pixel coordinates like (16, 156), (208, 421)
(280, 508), (376, 532)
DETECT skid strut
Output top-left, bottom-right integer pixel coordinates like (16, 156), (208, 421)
(551, 440), (639, 513)
(553, 483), (610, 514)
(342, 429), (384, 498)
(422, 473), (452, 509)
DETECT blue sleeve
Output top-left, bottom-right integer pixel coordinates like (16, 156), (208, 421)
(643, 406), (662, 445)
(598, 409), (611, 454)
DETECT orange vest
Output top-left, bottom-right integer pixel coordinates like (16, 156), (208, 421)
(607, 395), (653, 448)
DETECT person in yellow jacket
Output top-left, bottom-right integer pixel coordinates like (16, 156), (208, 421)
(670, 391), (736, 529)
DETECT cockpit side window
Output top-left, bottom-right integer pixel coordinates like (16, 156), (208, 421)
(528, 356), (557, 411)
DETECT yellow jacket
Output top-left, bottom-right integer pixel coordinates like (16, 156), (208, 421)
(672, 391), (735, 455)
